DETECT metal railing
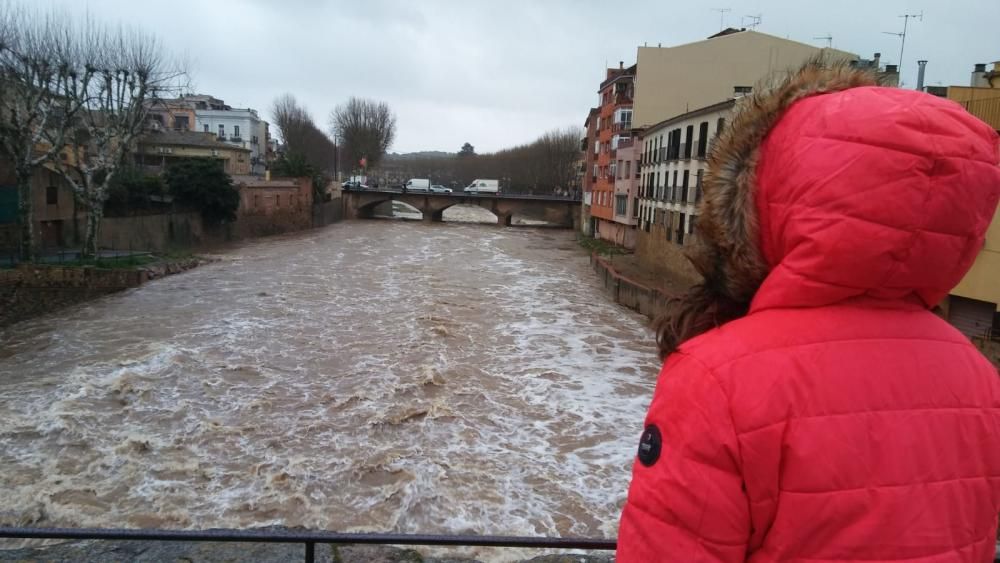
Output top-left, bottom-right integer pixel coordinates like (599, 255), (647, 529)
(0, 527), (616, 563)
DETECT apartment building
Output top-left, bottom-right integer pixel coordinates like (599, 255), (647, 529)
(150, 95), (271, 175)
(636, 99), (734, 282)
(580, 107), (599, 236)
(136, 130), (252, 176)
(588, 63), (636, 244)
(632, 29), (857, 130)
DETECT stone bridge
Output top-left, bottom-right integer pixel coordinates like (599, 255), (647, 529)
(342, 190), (581, 228)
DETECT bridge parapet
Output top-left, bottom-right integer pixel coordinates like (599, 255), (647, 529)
(342, 190), (580, 228)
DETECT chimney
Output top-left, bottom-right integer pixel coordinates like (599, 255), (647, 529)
(916, 60), (927, 91)
(972, 63), (988, 87)
(873, 52), (881, 68)
(619, 61), (624, 69)
(885, 64), (898, 74)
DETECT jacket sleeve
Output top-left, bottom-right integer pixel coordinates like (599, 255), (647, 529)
(617, 352), (750, 562)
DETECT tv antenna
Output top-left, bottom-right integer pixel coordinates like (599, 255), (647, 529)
(813, 33), (833, 48)
(711, 8), (731, 31)
(882, 11), (922, 79)
(742, 14), (762, 30)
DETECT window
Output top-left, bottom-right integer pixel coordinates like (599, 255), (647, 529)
(592, 163), (598, 178)
(734, 86), (753, 96)
(615, 194), (627, 216)
(46, 185), (58, 205)
(173, 115), (189, 131)
(684, 125), (694, 159)
(632, 197), (639, 218)
(697, 121), (709, 158)
(682, 170), (690, 202)
(696, 169), (704, 202)
(624, 161), (630, 178)
(677, 213), (687, 245)
(594, 139), (600, 155)
(234, 125), (240, 138)
(276, 194), (281, 207)
(218, 124), (225, 138)
(610, 162), (617, 179)
(616, 160), (623, 179)
(716, 117), (726, 135)
(204, 124), (209, 133)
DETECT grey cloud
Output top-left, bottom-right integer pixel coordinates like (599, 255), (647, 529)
(33, 0), (1000, 152)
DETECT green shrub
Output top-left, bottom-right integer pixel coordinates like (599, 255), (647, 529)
(164, 159), (240, 225)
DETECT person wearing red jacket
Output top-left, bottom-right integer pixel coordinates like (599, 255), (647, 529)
(617, 60), (1000, 562)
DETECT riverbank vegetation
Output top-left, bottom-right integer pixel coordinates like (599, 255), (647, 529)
(577, 233), (627, 257)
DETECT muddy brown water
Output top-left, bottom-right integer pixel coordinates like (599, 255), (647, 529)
(0, 213), (659, 561)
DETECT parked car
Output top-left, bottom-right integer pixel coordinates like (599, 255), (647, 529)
(342, 181), (369, 191)
(430, 184), (452, 193)
(404, 178), (431, 192)
(463, 179), (500, 194)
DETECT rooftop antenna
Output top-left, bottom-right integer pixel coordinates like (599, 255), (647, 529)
(813, 33), (833, 48)
(743, 14), (762, 30)
(882, 11), (923, 80)
(711, 8), (731, 31)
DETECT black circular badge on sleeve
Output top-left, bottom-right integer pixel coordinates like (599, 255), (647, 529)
(637, 424), (662, 467)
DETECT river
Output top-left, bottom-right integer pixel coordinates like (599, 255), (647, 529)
(0, 211), (659, 561)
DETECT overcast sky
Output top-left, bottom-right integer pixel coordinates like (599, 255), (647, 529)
(37, 0), (1000, 153)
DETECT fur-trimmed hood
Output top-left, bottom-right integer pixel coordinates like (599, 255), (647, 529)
(655, 59), (1000, 358)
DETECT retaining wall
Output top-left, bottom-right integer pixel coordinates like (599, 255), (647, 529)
(590, 253), (672, 319)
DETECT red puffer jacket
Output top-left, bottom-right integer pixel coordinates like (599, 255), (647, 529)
(618, 63), (1000, 561)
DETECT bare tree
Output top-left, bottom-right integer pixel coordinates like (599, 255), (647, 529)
(0, 4), (93, 261)
(329, 97), (396, 172)
(54, 22), (185, 258)
(270, 93), (336, 173)
(373, 127), (583, 195)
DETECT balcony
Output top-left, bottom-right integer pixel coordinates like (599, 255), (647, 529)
(613, 121), (632, 133)
(616, 137), (634, 149)
(230, 136), (243, 143)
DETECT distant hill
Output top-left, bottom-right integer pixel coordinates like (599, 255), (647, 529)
(385, 151), (455, 161)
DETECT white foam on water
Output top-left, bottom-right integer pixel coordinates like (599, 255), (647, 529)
(0, 221), (660, 560)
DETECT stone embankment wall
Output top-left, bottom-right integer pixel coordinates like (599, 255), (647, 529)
(100, 212), (204, 252)
(93, 199), (344, 252)
(0, 259), (204, 328)
(591, 253), (671, 320)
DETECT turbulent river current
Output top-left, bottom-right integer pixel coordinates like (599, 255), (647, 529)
(0, 211), (659, 560)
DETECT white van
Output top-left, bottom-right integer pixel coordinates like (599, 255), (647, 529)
(463, 179), (500, 194)
(404, 178), (431, 192)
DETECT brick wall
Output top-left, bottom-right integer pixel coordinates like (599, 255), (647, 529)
(634, 223), (700, 285)
(0, 264), (146, 327)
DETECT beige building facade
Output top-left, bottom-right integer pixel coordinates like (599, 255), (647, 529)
(635, 99), (735, 283)
(632, 30), (856, 129)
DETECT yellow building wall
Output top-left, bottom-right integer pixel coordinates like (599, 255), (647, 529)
(633, 31), (856, 128)
(946, 86), (1000, 104)
(952, 206), (1000, 309)
(139, 146), (251, 175)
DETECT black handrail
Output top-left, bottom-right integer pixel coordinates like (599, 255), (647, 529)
(0, 526), (616, 563)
